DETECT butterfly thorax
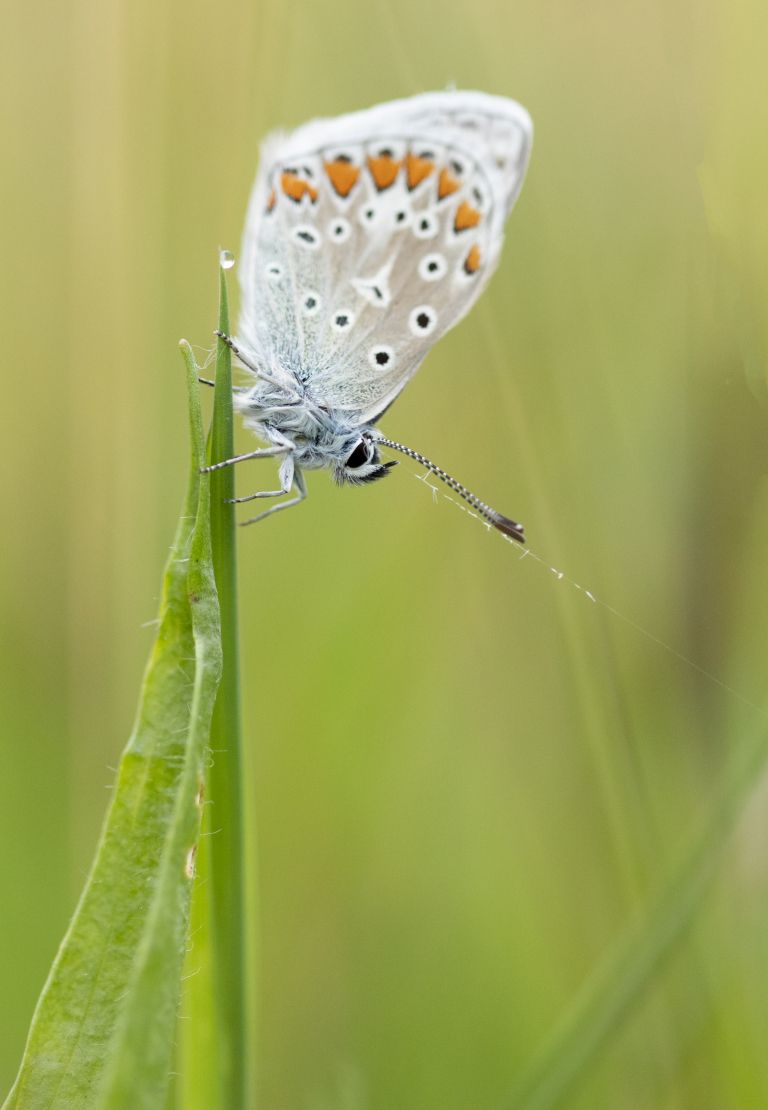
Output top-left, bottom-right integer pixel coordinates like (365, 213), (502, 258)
(235, 375), (388, 483)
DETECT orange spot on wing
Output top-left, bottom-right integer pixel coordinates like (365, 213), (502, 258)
(454, 200), (482, 231)
(405, 152), (435, 189)
(437, 167), (460, 199)
(367, 154), (402, 191)
(281, 171), (318, 203)
(324, 158), (360, 197)
(464, 244), (482, 274)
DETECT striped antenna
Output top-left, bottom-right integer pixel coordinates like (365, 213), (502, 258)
(376, 436), (525, 544)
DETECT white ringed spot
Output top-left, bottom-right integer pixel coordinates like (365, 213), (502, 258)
(409, 304), (438, 337)
(331, 309), (356, 333)
(291, 224), (321, 250)
(302, 292), (321, 317)
(418, 253), (447, 282)
(329, 218), (352, 243)
(413, 212), (439, 240)
(358, 204), (378, 229)
(368, 345), (395, 371)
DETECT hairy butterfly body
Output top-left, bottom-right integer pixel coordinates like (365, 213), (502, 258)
(205, 91), (533, 542)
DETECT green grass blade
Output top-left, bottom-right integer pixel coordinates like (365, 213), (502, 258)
(180, 261), (249, 1110)
(3, 353), (222, 1110)
(505, 714), (768, 1110)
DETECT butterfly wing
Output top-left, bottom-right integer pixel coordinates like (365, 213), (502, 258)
(238, 91), (533, 424)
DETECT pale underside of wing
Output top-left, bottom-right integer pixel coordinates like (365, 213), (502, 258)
(238, 91), (533, 425)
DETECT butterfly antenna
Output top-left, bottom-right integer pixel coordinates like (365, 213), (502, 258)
(376, 436), (526, 544)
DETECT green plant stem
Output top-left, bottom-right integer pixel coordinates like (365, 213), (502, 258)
(196, 265), (248, 1108)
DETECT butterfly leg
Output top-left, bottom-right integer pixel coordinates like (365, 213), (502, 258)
(201, 444), (290, 474)
(198, 372), (247, 394)
(227, 450), (295, 504)
(213, 330), (298, 397)
(239, 468), (307, 526)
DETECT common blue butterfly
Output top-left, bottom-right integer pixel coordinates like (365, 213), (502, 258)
(205, 91), (533, 542)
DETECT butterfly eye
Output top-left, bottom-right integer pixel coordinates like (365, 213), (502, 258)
(345, 440), (372, 469)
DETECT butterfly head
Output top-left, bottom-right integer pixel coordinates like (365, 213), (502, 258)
(332, 430), (397, 486)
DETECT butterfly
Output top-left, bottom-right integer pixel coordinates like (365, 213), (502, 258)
(205, 91), (533, 543)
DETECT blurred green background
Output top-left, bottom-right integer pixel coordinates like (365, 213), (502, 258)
(2, 0), (767, 1106)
